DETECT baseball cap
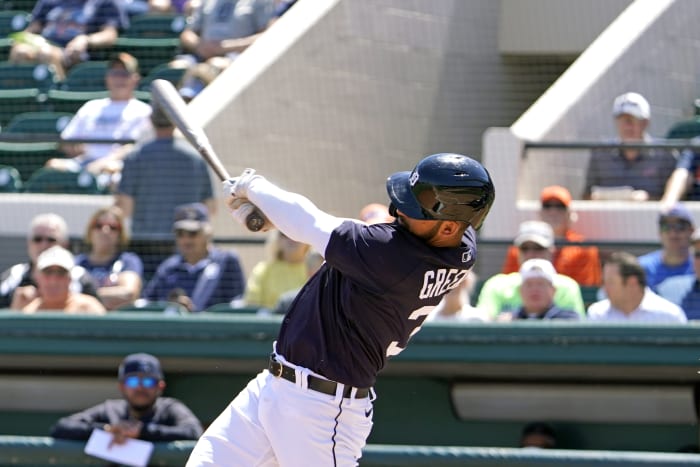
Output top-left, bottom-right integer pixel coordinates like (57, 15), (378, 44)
(659, 203), (694, 225)
(108, 52), (139, 75)
(173, 203), (209, 231)
(118, 353), (164, 380)
(519, 258), (556, 284)
(36, 245), (74, 271)
(612, 92), (650, 120)
(514, 220), (554, 248)
(540, 185), (571, 207)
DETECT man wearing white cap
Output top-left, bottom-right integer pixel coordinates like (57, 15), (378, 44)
(12, 246), (106, 314)
(584, 92), (677, 201)
(498, 259), (579, 321)
(476, 220), (584, 319)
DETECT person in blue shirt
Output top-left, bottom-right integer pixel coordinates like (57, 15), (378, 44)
(142, 203), (245, 312)
(75, 206), (143, 310)
(638, 203), (694, 291)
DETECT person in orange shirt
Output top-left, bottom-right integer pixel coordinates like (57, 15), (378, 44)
(501, 186), (601, 286)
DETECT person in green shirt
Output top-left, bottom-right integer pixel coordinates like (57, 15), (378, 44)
(476, 220), (585, 318)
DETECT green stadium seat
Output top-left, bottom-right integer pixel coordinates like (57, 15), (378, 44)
(0, 164), (22, 192)
(0, 62), (57, 127)
(124, 13), (186, 39)
(0, 10), (30, 61)
(203, 303), (262, 314)
(46, 61), (110, 113)
(4, 111), (73, 134)
(114, 15), (184, 77)
(116, 299), (189, 314)
(0, 112), (73, 182)
(1, 0), (36, 12)
(23, 167), (102, 194)
(666, 119), (700, 140)
(134, 63), (187, 100)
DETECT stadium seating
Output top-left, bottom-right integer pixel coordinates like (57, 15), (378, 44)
(124, 13), (186, 39)
(22, 168), (102, 195)
(46, 61), (110, 113)
(4, 111), (73, 135)
(203, 303), (263, 314)
(115, 299), (189, 314)
(0, 164), (22, 192)
(0, 112), (74, 182)
(135, 63), (187, 100)
(112, 14), (185, 76)
(0, 62), (57, 127)
(0, 10), (30, 61)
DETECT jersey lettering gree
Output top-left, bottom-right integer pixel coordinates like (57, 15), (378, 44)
(275, 220), (477, 388)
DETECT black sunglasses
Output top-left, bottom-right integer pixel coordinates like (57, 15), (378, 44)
(32, 235), (57, 244)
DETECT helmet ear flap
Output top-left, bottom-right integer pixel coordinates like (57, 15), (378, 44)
(388, 203), (398, 218)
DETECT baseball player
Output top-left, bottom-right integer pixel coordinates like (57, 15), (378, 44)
(186, 153), (495, 467)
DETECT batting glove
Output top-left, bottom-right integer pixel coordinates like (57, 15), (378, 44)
(223, 168), (262, 201)
(224, 196), (274, 232)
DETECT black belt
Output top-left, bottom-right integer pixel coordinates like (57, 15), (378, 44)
(268, 354), (370, 399)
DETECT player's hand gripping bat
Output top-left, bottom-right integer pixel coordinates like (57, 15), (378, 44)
(149, 79), (269, 232)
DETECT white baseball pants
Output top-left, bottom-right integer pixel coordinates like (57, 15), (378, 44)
(186, 362), (375, 466)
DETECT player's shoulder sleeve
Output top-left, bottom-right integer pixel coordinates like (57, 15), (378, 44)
(325, 221), (411, 288)
(553, 274), (585, 315)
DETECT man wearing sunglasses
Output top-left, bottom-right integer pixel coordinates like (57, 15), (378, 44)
(142, 203), (246, 312)
(638, 203), (695, 291)
(0, 213), (99, 309)
(51, 353), (203, 443)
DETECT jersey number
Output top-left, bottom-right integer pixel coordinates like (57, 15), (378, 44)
(385, 306), (434, 357)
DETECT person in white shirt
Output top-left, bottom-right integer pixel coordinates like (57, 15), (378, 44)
(46, 52), (153, 182)
(588, 251), (687, 323)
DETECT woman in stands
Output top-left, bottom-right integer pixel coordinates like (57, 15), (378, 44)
(75, 206), (143, 310)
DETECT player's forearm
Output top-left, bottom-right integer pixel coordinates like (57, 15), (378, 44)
(247, 178), (344, 255)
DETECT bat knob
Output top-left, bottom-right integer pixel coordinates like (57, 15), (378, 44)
(246, 212), (267, 232)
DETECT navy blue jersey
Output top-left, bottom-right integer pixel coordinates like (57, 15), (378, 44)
(276, 220), (477, 388)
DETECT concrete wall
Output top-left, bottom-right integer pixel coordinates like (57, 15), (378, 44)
(188, 0), (572, 243)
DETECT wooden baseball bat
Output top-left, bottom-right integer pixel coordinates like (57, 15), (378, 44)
(149, 79), (267, 232)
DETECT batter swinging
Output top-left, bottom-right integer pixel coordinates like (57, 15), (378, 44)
(187, 153), (495, 467)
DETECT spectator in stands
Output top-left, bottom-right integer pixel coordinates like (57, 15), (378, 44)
(476, 220), (585, 319)
(426, 272), (489, 322)
(0, 213), (99, 309)
(583, 92), (677, 201)
(519, 421), (557, 449)
(51, 352), (202, 442)
(11, 245), (106, 314)
(359, 202), (394, 225)
(273, 249), (324, 315)
(142, 203), (245, 312)
(46, 52), (153, 187)
(638, 203), (694, 290)
(660, 138), (700, 209)
(115, 101), (215, 279)
(173, 0), (275, 99)
(119, 0), (179, 15)
(245, 229), (310, 310)
(656, 228), (700, 320)
(587, 251), (686, 323)
(9, 0), (128, 81)
(497, 259), (579, 321)
(74, 206), (143, 310)
(501, 186), (601, 286)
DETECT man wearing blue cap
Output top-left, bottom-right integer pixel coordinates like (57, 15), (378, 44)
(51, 353), (202, 443)
(142, 203), (246, 312)
(638, 203), (695, 290)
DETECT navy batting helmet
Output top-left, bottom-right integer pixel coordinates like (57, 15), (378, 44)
(386, 153), (495, 229)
